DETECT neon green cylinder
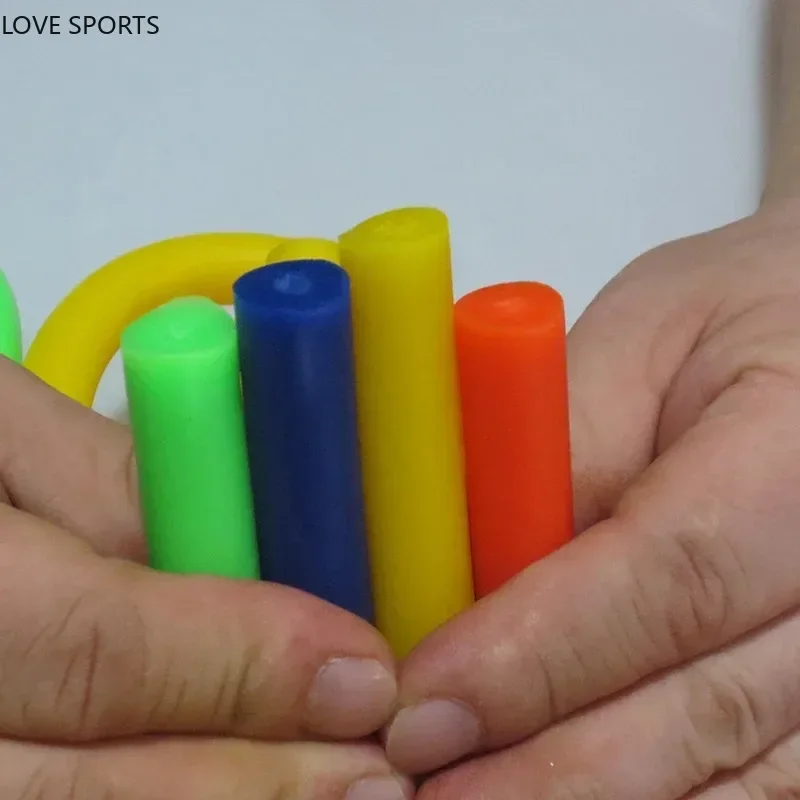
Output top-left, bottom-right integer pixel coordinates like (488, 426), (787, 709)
(0, 271), (23, 362)
(121, 296), (259, 579)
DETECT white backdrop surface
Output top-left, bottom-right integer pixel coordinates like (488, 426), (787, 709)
(0, 0), (768, 415)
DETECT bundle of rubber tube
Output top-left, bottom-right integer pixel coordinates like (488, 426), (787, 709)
(12, 206), (573, 658)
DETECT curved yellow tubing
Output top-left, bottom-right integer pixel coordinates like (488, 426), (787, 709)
(24, 233), (340, 406)
(264, 237), (340, 266)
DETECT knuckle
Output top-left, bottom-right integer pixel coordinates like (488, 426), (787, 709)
(524, 625), (600, 724)
(206, 642), (264, 732)
(54, 602), (105, 738)
(681, 664), (764, 781)
(8, 584), (148, 739)
(653, 525), (738, 658)
(527, 645), (561, 721)
(536, 521), (738, 719)
(225, 644), (266, 730)
(142, 579), (270, 734)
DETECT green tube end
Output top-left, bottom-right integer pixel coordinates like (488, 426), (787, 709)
(0, 270), (23, 363)
(121, 295), (258, 581)
(121, 296), (235, 362)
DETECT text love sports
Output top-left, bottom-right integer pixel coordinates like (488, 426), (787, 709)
(2, 15), (159, 35)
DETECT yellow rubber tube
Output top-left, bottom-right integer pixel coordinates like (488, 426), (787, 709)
(339, 208), (474, 657)
(264, 237), (340, 265)
(24, 233), (345, 406)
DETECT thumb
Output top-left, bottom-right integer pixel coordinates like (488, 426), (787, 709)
(0, 504), (397, 742)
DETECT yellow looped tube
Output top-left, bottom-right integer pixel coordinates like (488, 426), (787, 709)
(24, 233), (340, 406)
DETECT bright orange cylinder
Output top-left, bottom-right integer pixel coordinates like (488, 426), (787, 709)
(454, 281), (573, 598)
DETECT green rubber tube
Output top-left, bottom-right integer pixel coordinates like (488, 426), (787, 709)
(0, 270), (23, 362)
(121, 296), (259, 579)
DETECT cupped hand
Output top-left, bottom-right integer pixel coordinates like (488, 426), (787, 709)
(0, 359), (409, 799)
(386, 198), (800, 800)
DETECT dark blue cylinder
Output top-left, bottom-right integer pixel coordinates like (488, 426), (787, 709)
(233, 259), (373, 621)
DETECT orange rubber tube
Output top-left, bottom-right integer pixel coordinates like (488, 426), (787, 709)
(454, 281), (573, 598)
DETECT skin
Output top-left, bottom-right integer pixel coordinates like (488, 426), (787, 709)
(383, 4), (800, 797)
(0, 362), (410, 798)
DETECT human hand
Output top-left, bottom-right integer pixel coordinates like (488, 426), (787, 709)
(0, 359), (409, 799)
(384, 198), (800, 799)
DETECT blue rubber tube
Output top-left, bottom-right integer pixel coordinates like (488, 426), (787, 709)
(233, 259), (374, 621)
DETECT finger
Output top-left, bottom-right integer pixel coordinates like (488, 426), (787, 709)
(0, 736), (413, 800)
(566, 206), (800, 531)
(388, 372), (800, 773)
(0, 504), (396, 742)
(0, 357), (142, 560)
(565, 232), (721, 530)
(684, 727), (800, 800)
(415, 607), (800, 800)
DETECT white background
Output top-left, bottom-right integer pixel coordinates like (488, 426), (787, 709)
(0, 0), (768, 416)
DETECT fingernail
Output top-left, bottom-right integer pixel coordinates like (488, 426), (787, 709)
(385, 699), (481, 774)
(306, 658), (397, 738)
(345, 774), (412, 800)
